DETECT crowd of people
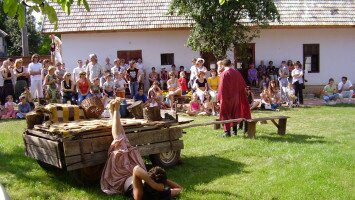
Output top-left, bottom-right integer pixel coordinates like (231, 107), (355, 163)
(0, 53), (354, 120)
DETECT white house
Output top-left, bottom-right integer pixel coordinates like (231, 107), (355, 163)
(43, 0), (355, 90)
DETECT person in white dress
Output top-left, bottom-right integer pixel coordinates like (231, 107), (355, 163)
(28, 54), (43, 100)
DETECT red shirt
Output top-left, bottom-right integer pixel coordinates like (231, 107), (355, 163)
(78, 79), (90, 94)
(178, 77), (187, 92)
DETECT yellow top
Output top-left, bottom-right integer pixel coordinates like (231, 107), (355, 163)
(208, 76), (220, 91)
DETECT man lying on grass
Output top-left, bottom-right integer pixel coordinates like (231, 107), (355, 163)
(101, 97), (182, 200)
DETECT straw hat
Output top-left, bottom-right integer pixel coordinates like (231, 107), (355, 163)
(196, 58), (205, 64)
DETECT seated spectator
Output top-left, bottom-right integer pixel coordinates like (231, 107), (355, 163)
(16, 95), (32, 119)
(1, 95), (16, 119)
(193, 71), (207, 102)
(145, 90), (162, 108)
(44, 66), (60, 103)
(246, 86), (260, 110)
(160, 67), (168, 90)
(61, 72), (76, 104)
(134, 88), (147, 103)
(178, 71), (188, 95)
(338, 76), (353, 103)
(103, 74), (115, 98)
(260, 80), (281, 111)
(90, 77), (102, 98)
(257, 60), (267, 79)
(21, 87), (34, 109)
(248, 63), (258, 87)
(201, 91), (213, 116)
(322, 78), (340, 104)
(0, 101), (6, 117)
(167, 72), (181, 110)
(149, 67), (160, 86)
(186, 93), (201, 116)
(178, 66), (188, 79)
(148, 81), (164, 103)
(76, 71), (91, 105)
(267, 61), (278, 81)
(114, 72), (126, 98)
(259, 75), (269, 91)
(207, 68), (219, 114)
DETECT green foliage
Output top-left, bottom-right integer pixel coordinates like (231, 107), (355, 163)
(170, 0), (280, 59)
(2, 0), (90, 29)
(0, 105), (354, 199)
(0, 3), (43, 56)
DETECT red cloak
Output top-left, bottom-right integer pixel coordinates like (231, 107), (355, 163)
(218, 68), (251, 121)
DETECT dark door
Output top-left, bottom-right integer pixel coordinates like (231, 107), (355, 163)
(200, 52), (217, 70)
(117, 50), (142, 65)
(234, 43), (255, 81)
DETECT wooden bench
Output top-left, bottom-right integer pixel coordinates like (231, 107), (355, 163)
(245, 116), (290, 138)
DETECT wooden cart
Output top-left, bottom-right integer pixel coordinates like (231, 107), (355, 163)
(23, 117), (191, 184)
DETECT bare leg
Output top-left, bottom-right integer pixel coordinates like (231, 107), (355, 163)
(109, 98), (125, 139)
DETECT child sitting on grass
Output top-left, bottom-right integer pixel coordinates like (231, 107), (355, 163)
(201, 91), (214, 116)
(2, 95), (17, 119)
(186, 93), (201, 116)
(17, 95), (32, 119)
(21, 87), (35, 109)
(286, 83), (297, 107)
(90, 77), (102, 98)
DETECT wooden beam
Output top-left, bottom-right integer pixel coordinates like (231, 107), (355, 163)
(25, 145), (62, 168)
(137, 140), (183, 156)
(23, 134), (60, 153)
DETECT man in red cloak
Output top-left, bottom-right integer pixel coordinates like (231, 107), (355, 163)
(217, 59), (251, 137)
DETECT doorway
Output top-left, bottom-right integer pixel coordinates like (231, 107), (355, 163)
(200, 52), (217, 70)
(234, 43), (255, 82)
(117, 50), (142, 64)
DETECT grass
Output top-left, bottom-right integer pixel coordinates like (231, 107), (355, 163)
(0, 104), (354, 199)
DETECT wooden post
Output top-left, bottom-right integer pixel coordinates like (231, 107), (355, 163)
(278, 119), (287, 135)
(247, 122), (256, 138)
(213, 119), (220, 130)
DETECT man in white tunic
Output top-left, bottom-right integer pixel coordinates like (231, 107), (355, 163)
(50, 34), (63, 64)
(86, 54), (103, 82)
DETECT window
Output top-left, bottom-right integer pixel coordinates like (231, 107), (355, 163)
(161, 53), (174, 65)
(303, 44), (319, 73)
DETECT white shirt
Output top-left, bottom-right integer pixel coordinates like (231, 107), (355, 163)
(111, 66), (125, 74)
(114, 78), (126, 91)
(291, 68), (304, 84)
(73, 66), (85, 82)
(103, 63), (113, 73)
(28, 62), (43, 81)
(338, 80), (353, 91)
(52, 36), (62, 51)
(189, 65), (197, 81)
(137, 63), (145, 74)
(86, 62), (103, 82)
(103, 80), (115, 92)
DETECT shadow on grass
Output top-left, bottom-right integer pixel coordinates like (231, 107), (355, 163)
(257, 133), (326, 144)
(171, 155), (246, 198)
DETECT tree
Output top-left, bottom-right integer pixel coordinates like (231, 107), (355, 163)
(1, 0), (90, 29)
(169, 0), (280, 59)
(0, 3), (43, 56)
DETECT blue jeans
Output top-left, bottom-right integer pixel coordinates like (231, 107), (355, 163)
(129, 81), (139, 97)
(323, 93), (340, 102)
(78, 93), (91, 105)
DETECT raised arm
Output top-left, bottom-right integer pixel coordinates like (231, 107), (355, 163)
(109, 98), (125, 139)
(166, 179), (183, 197)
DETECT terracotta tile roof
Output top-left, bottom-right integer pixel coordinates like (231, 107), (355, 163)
(42, 0), (355, 33)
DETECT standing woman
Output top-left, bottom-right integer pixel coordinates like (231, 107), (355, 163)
(194, 71), (207, 102)
(2, 60), (15, 101)
(126, 60), (140, 98)
(14, 59), (29, 100)
(291, 62), (304, 104)
(167, 71), (181, 111)
(76, 71), (91, 105)
(61, 72), (76, 104)
(28, 54), (43, 101)
(207, 68), (219, 114)
(44, 66), (59, 103)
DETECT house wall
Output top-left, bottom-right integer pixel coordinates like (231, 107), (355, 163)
(254, 28), (355, 85)
(61, 28), (355, 86)
(61, 30), (200, 74)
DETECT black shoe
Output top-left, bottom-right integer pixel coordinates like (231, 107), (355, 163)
(222, 132), (231, 137)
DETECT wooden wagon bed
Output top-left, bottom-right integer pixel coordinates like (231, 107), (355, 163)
(24, 116), (193, 173)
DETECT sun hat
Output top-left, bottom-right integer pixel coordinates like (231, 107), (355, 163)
(196, 58), (205, 64)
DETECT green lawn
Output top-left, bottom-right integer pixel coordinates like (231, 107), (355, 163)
(1, 105), (354, 200)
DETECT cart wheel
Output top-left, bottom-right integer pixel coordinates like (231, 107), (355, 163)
(69, 164), (104, 185)
(149, 150), (181, 168)
(37, 160), (61, 172)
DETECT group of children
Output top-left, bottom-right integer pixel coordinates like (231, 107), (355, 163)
(0, 87), (33, 119)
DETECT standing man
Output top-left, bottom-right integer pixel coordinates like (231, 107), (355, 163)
(73, 59), (85, 82)
(28, 54), (43, 101)
(136, 58), (145, 90)
(86, 54), (103, 82)
(217, 59), (251, 137)
(50, 34), (63, 64)
(278, 61), (289, 102)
